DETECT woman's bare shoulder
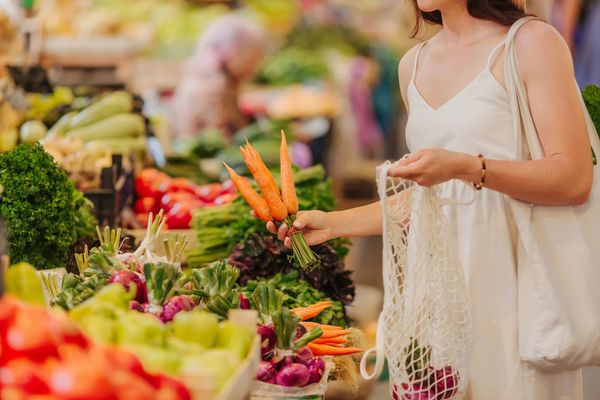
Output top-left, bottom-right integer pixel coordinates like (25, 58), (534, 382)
(398, 43), (425, 95)
(514, 19), (573, 80)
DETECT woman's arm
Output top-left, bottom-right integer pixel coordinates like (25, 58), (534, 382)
(268, 201), (383, 247)
(391, 21), (593, 206)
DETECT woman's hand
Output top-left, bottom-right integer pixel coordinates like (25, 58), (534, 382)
(266, 210), (334, 248)
(388, 149), (480, 186)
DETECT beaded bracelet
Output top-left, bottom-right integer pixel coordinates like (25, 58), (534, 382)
(473, 154), (487, 191)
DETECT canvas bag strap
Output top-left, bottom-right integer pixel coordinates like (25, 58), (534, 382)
(504, 16), (600, 160)
(359, 161), (394, 381)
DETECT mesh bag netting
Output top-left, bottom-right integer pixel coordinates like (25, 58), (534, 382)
(361, 162), (472, 400)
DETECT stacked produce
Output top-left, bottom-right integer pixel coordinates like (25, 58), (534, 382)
(134, 168), (236, 229)
(0, 295), (191, 400)
(0, 144), (97, 269)
(67, 284), (255, 392)
(250, 284), (362, 394)
(43, 91), (146, 153)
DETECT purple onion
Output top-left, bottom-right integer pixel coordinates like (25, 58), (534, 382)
(292, 346), (314, 365)
(239, 294), (251, 310)
(401, 384), (431, 400)
(305, 357), (326, 384)
(257, 361), (276, 382)
(275, 363), (310, 387)
(295, 324), (308, 340)
(129, 300), (145, 312)
(432, 366), (459, 399)
(160, 295), (195, 322)
(257, 324), (276, 360)
(109, 270), (147, 303)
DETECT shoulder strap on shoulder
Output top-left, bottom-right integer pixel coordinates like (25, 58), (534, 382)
(505, 16), (543, 47)
(410, 42), (428, 84)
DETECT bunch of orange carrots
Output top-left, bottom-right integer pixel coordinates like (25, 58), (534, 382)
(224, 130), (320, 270)
(292, 302), (363, 357)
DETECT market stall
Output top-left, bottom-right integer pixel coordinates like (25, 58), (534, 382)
(2, 0), (600, 399)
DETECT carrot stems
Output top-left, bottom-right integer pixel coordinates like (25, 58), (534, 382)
(284, 214), (321, 270)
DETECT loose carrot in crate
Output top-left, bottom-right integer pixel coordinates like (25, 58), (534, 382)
(308, 343), (363, 356)
(223, 163), (272, 222)
(280, 130), (298, 214)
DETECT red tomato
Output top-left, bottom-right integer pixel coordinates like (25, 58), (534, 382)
(111, 370), (156, 400)
(133, 197), (157, 214)
(0, 358), (50, 394)
(220, 179), (236, 194)
(152, 374), (191, 400)
(165, 204), (192, 230)
(4, 308), (61, 363)
(164, 178), (197, 195)
(47, 350), (114, 400)
(135, 169), (169, 199)
(103, 347), (147, 380)
(213, 193), (237, 206)
(196, 183), (224, 202)
(159, 192), (195, 213)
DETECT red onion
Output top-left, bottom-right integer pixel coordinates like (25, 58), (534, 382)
(292, 346), (314, 365)
(257, 361), (277, 382)
(160, 296), (195, 322)
(305, 357), (326, 384)
(257, 324), (276, 360)
(432, 366), (459, 399)
(275, 363), (310, 387)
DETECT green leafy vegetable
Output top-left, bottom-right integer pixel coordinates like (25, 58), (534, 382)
(242, 271), (348, 327)
(0, 144), (94, 269)
(583, 85), (600, 134)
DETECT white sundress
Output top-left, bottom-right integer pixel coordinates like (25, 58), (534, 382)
(404, 41), (584, 399)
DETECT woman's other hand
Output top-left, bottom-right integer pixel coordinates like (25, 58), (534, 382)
(265, 210), (334, 248)
(388, 149), (480, 186)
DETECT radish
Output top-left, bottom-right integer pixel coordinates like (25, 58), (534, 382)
(108, 270), (147, 303)
(160, 296), (195, 322)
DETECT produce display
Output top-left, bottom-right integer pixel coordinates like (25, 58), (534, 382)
(0, 295), (191, 400)
(134, 168), (236, 229)
(0, 144), (97, 269)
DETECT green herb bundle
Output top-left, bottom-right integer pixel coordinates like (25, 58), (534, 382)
(0, 144), (95, 269)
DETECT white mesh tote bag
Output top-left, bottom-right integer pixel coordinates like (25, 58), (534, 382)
(360, 162), (472, 400)
(505, 17), (600, 371)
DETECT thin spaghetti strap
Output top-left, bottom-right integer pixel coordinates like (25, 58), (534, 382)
(485, 41), (506, 70)
(411, 42), (428, 84)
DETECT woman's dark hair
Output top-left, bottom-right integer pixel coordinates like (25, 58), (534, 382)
(411, 0), (530, 37)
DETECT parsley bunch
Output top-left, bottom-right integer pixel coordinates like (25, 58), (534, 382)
(0, 144), (92, 269)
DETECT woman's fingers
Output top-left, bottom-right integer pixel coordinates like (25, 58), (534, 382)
(266, 220), (277, 234)
(277, 223), (288, 241)
(283, 237), (292, 249)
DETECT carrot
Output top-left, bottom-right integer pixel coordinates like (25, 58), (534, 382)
(223, 163), (272, 222)
(242, 142), (287, 221)
(320, 329), (351, 339)
(292, 304), (331, 320)
(302, 322), (343, 331)
(314, 336), (348, 345)
(307, 343), (363, 357)
(280, 130), (298, 214)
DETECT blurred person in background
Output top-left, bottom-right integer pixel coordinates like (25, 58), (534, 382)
(268, 0), (594, 398)
(170, 15), (266, 138)
(574, 0), (600, 86)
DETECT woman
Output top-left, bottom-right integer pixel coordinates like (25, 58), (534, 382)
(171, 15), (266, 138)
(269, 1), (593, 398)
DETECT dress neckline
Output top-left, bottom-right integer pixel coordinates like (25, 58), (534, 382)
(410, 40), (506, 112)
